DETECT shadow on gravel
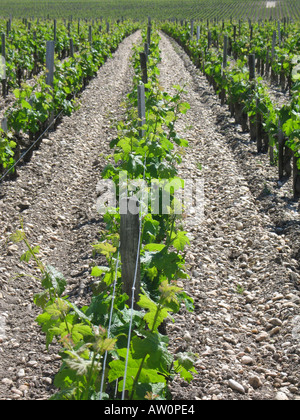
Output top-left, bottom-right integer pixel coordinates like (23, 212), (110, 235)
(266, 220), (300, 234)
(71, 217), (103, 231)
(273, 219), (300, 231)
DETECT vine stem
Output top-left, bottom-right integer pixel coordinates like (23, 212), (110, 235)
(129, 302), (163, 399)
(166, 215), (176, 249)
(20, 220), (45, 275)
(82, 352), (97, 400)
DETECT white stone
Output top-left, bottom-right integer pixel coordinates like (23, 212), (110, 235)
(275, 392), (289, 401)
(249, 376), (262, 389)
(241, 356), (254, 365)
(228, 379), (245, 394)
(235, 222), (244, 231)
(17, 369), (25, 378)
(2, 378), (13, 386)
(269, 318), (282, 327)
(184, 331), (192, 343)
(256, 332), (269, 342)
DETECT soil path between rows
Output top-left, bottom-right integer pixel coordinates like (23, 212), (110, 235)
(158, 32), (300, 400)
(0, 30), (141, 400)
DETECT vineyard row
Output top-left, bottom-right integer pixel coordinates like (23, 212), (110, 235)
(162, 19), (300, 199)
(12, 25), (197, 401)
(0, 19), (139, 178)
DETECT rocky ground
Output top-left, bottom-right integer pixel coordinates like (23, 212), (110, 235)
(158, 32), (300, 400)
(0, 29), (299, 400)
(0, 30), (141, 400)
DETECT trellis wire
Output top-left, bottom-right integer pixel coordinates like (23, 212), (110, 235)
(99, 244), (120, 400)
(0, 107), (64, 184)
(121, 152), (147, 400)
(121, 219), (142, 400)
(0, 86), (79, 184)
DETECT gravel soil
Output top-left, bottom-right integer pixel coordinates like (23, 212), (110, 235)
(158, 32), (300, 401)
(0, 30), (141, 400)
(0, 29), (299, 401)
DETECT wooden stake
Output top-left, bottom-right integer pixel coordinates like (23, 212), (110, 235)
(1, 33), (6, 98)
(46, 41), (55, 87)
(293, 155), (300, 200)
(89, 26), (92, 44)
(223, 35), (228, 69)
(120, 197), (141, 309)
(249, 54), (256, 81)
(147, 24), (151, 46)
(265, 49), (270, 77)
(139, 52), (148, 85)
(197, 26), (200, 43)
(138, 84), (146, 138)
(190, 19), (194, 39)
(144, 42), (149, 59)
(54, 19), (57, 43)
(278, 121), (284, 179)
(46, 41), (55, 127)
(256, 98), (263, 152)
(271, 30), (276, 61)
(208, 30), (211, 49)
(69, 38), (74, 58)
(1, 117), (7, 132)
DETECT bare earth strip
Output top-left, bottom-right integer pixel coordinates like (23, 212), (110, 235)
(158, 32), (300, 401)
(0, 30), (141, 400)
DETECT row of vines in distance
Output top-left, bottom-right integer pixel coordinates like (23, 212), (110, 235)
(0, 0), (300, 20)
(162, 17), (300, 198)
(0, 18), (139, 176)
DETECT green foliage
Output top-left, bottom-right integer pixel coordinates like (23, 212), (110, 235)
(12, 26), (197, 401)
(0, 128), (16, 172)
(98, 27), (197, 399)
(162, 19), (300, 170)
(1, 19), (138, 174)
(0, 0), (298, 20)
